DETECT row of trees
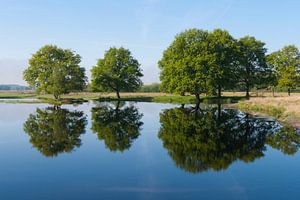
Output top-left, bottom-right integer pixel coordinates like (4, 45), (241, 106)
(159, 105), (300, 173)
(23, 45), (143, 99)
(23, 103), (143, 156)
(159, 28), (300, 100)
(23, 103), (300, 173)
(23, 29), (300, 100)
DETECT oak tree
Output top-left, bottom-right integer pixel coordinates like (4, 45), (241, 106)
(267, 45), (300, 96)
(237, 36), (268, 98)
(91, 47), (143, 99)
(23, 45), (87, 99)
(159, 29), (210, 102)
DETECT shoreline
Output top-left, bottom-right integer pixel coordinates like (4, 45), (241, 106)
(237, 99), (300, 129)
(1, 91), (300, 129)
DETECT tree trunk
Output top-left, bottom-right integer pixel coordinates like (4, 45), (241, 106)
(54, 104), (60, 110)
(116, 101), (120, 110)
(245, 81), (250, 98)
(116, 90), (120, 99)
(217, 103), (221, 119)
(218, 85), (221, 98)
(272, 87), (275, 97)
(54, 93), (59, 100)
(246, 88), (250, 98)
(194, 93), (200, 112)
(195, 93), (200, 103)
(288, 88), (291, 96)
(195, 102), (200, 112)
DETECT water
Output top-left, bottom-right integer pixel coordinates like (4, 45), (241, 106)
(0, 101), (300, 200)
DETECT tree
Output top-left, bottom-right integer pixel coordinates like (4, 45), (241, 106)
(91, 102), (143, 152)
(207, 29), (239, 97)
(91, 47), (143, 99)
(23, 45), (87, 99)
(237, 36), (269, 98)
(23, 106), (87, 157)
(267, 45), (300, 96)
(159, 28), (210, 102)
(158, 105), (300, 173)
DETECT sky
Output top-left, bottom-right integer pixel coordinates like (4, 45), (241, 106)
(1, 0), (300, 85)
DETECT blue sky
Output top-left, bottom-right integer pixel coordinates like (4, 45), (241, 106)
(0, 0), (300, 85)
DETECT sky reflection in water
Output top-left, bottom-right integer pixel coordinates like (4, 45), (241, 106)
(0, 101), (300, 200)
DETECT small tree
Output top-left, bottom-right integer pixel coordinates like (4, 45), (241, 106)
(91, 47), (143, 99)
(237, 36), (268, 98)
(23, 45), (87, 99)
(267, 45), (300, 96)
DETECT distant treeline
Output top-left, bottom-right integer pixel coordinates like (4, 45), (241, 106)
(138, 83), (160, 92)
(0, 84), (30, 91)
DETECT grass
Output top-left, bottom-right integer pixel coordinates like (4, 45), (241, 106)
(0, 91), (248, 104)
(238, 102), (284, 119)
(237, 95), (300, 128)
(0, 92), (36, 99)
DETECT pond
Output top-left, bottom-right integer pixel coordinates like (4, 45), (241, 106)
(0, 101), (300, 200)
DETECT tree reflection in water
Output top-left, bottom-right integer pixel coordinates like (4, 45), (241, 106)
(91, 101), (143, 152)
(158, 104), (300, 173)
(24, 106), (87, 157)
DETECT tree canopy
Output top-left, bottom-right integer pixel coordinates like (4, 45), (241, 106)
(23, 45), (87, 99)
(238, 36), (269, 97)
(159, 29), (210, 100)
(159, 28), (300, 98)
(91, 47), (143, 99)
(158, 105), (300, 173)
(23, 106), (87, 157)
(267, 45), (300, 95)
(91, 102), (143, 152)
(206, 29), (239, 97)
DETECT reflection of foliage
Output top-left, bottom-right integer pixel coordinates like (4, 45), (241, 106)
(91, 102), (143, 152)
(24, 106), (87, 157)
(267, 125), (300, 155)
(158, 106), (300, 173)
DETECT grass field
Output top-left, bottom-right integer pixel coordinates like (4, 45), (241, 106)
(238, 95), (300, 128)
(0, 91), (248, 104)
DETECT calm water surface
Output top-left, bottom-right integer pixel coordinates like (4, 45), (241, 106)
(0, 101), (300, 200)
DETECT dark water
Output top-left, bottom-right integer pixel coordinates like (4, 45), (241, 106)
(0, 101), (300, 200)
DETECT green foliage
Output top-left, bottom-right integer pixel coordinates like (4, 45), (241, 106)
(238, 102), (284, 119)
(159, 29), (268, 98)
(23, 45), (87, 99)
(91, 47), (143, 98)
(23, 106), (87, 157)
(267, 125), (300, 155)
(206, 29), (239, 96)
(267, 45), (300, 95)
(139, 83), (160, 92)
(238, 36), (269, 97)
(158, 106), (300, 173)
(158, 29), (210, 97)
(91, 102), (143, 152)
